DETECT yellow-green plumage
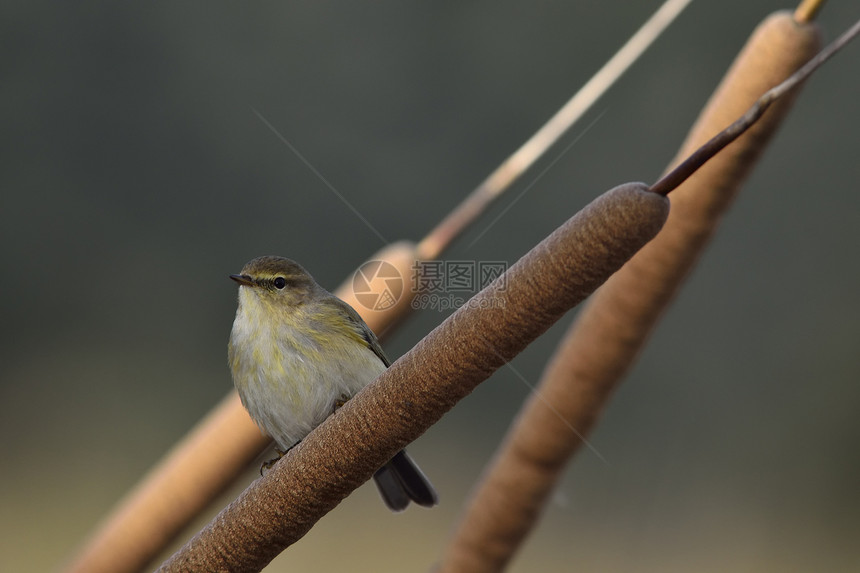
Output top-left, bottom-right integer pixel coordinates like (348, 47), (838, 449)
(228, 256), (437, 511)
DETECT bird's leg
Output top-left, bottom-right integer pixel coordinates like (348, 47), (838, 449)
(260, 442), (299, 475)
(333, 394), (350, 412)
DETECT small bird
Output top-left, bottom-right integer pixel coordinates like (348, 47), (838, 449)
(228, 255), (437, 511)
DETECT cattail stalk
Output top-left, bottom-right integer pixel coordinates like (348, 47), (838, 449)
(158, 183), (669, 572)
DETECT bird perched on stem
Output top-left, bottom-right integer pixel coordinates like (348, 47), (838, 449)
(228, 255), (437, 511)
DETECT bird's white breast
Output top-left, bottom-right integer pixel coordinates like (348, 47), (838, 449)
(229, 288), (386, 449)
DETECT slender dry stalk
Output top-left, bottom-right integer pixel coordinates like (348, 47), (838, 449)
(795, 0), (827, 23)
(438, 10), (823, 573)
(417, 0), (691, 260)
(652, 13), (860, 196)
(157, 183), (669, 572)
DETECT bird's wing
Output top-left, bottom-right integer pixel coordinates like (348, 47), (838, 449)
(328, 296), (391, 368)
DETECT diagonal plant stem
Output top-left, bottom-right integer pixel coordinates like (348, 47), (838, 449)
(651, 14), (860, 196)
(157, 183), (669, 572)
(417, 0), (693, 259)
(795, 0), (827, 23)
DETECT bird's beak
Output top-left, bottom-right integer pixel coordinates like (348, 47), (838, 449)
(229, 274), (255, 287)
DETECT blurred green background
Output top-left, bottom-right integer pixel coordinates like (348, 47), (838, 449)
(2, 1), (859, 571)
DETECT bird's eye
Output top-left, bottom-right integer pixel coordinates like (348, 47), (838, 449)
(273, 277), (287, 289)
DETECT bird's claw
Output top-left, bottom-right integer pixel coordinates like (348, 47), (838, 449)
(260, 447), (289, 475)
(333, 394), (350, 413)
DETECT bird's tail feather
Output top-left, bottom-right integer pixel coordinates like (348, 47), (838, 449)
(373, 449), (437, 512)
